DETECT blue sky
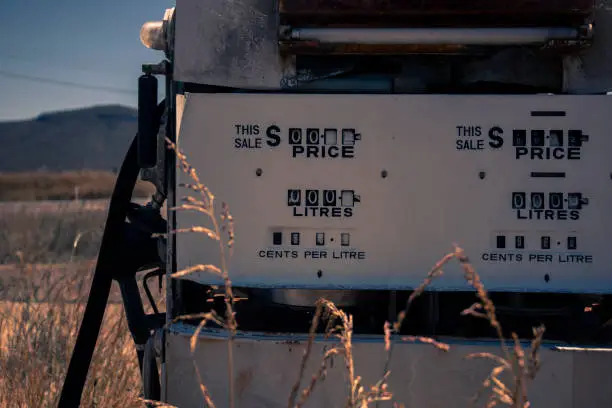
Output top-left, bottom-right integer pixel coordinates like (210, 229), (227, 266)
(0, 0), (175, 121)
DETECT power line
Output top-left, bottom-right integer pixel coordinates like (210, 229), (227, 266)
(0, 69), (137, 95)
(0, 54), (130, 76)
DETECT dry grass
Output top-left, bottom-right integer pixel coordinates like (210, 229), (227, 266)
(0, 204), (106, 264)
(0, 208), (165, 407)
(0, 168), (166, 407)
(0, 261), (147, 408)
(0, 170), (154, 201)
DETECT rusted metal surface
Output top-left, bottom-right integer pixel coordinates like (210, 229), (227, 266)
(279, 41), (471, 55)
(280, 0), (596, 16)
(173, 0), (292, 89)
(279, 0), (595, 27)
(563, 2), (612, 93)
(279, 41), (589, 56)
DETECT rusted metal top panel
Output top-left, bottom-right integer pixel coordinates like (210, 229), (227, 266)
(280, 0), (596, 16)
(279, 0), (596, 26)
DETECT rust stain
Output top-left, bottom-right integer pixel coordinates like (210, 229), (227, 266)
(279, 339), (301, 345)
(278, 0), (594, 27)
(279, 0), (595, 15)
(235, 368), (254, 398)
(280, 41), (472, 56)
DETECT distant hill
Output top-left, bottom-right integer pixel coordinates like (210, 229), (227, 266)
(0, 105), (139, 172)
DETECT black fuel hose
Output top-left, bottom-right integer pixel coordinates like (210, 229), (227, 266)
(58, 101), (165, 408)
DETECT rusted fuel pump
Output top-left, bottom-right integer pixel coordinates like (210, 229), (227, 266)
(60, 1), (612, 407)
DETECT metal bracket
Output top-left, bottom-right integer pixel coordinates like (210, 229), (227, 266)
(142, 60), (171, 76)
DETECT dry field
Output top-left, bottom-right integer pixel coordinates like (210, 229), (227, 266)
(0, 201), (106, 265)
(0, 203), (156, 407)
(0, 170), (154, 202)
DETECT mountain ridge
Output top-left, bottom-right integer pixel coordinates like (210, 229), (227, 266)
(0, 105), (139, 172)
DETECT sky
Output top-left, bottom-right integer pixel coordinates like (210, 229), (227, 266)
(0, 0), (175, 121)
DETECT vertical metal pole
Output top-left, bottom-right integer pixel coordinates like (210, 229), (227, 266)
(161, 60), (175, 403)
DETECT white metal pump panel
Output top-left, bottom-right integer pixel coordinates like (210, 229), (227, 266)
(175, 93), (612, 293)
